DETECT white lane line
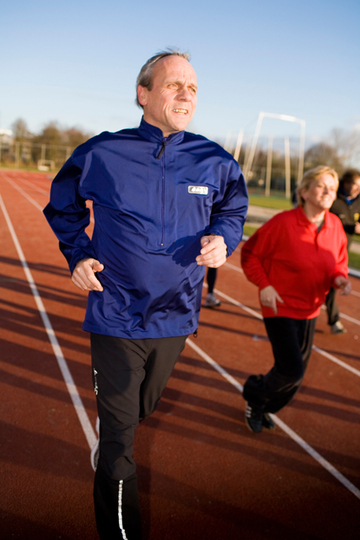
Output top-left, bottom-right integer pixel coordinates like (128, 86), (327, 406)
(0, 194), (96, 450)
(186, 337), (360, 500)
(312, 346), (360, 377)
(320, 306), (360, 326)
(212, 289), (360, 378)
(186, 338), (244, 393)
(224, 261), (243, 273)
(337, 312), (360, 325)
(1, 172), (44, 211)
(16, 175), (50, 196)
(213, 287), (262, 320)
(1, 170), (95, 226)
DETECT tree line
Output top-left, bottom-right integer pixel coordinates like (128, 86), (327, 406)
(11, 118), (94, 151)
(0, 118), (94, 170)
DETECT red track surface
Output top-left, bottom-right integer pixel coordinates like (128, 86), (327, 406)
(1, 169), (359, 540)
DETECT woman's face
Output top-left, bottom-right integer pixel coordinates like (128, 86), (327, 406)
(302, 173), (337, 212)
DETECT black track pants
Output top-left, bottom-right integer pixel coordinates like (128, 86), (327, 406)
(325, 287), (339, 325)
(91, 333), (188, 540)
(206, 267), (217, 294)
(243, 317), (316, 414)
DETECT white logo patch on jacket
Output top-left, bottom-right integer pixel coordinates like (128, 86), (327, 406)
(188, 186), (209, 195)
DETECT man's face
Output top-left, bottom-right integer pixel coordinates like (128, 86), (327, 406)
(137, 55), (197, 137)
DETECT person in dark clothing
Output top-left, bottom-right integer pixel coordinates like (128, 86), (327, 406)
(325, 168), (360, 334)
(205, 267), (221, 307)
(43, 49), (248, 539)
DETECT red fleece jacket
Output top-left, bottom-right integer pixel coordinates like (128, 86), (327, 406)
(241, 206), (348, 319)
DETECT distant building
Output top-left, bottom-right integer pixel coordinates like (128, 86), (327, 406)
(0, 129), (13, 146)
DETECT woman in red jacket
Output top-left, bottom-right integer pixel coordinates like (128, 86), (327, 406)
(241, 166), (351, 433)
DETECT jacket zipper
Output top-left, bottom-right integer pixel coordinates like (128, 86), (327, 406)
(157, 140), (166, 245)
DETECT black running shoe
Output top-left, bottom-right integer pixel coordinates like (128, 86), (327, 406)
(245, 402), (263, 433)
(262, 413), (275, 431)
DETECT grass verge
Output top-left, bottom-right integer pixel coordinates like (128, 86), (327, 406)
(348, 251), (360, 270)
(248, 194), (293, 210)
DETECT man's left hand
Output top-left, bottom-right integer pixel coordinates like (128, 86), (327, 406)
(196, 235), (227, 268)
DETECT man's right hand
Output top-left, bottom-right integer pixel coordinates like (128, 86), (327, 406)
(71, 258), (104, 291)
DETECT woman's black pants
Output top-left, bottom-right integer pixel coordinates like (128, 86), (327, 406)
(243, 317), (317, 414)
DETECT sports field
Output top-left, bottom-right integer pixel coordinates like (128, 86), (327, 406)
(1, 169), (359, 539)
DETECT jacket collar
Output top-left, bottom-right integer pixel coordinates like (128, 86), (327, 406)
(138, 117), (185, 145)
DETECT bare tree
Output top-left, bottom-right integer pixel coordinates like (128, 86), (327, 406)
(329, 128), (360, 167)
(34, 121), (62, 146)
(304, 142), (344, 173)
(11, 118), (32, 142)
(63, 126), (93, 148)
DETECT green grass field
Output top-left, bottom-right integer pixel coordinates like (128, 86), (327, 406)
(248, 194), (293, 210)
(348, 251), (360, 269)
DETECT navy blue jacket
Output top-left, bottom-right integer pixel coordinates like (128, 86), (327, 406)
(44, 118), (248, 338)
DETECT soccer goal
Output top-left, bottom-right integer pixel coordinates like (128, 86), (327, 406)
(242, 112), (306, 199)
(37, 159), (55, 172)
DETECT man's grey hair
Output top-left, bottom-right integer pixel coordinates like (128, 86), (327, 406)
(136, 49), (191, 109)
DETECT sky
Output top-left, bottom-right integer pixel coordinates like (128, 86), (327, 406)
(1, 0), (360, 151)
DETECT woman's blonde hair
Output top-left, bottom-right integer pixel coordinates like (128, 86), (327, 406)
(297, 165), (338, 207)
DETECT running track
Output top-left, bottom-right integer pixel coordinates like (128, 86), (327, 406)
(0, 169), (359, 540)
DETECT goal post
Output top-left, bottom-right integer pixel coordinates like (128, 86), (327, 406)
(37, 159), (55, 171)
(243, 112), (306, 196)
